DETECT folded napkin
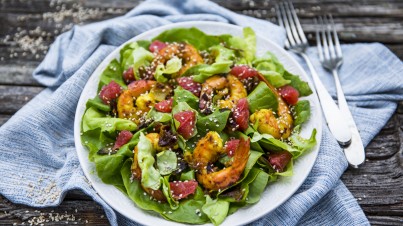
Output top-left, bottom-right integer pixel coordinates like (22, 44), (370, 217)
(1, 0), (402, 225)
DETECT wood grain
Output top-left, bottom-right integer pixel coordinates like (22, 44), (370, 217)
(0, 0), (402, 225)
(0, 85), (43, 114)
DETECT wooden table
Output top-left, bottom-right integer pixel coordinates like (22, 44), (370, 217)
(0, 0), (402, 225)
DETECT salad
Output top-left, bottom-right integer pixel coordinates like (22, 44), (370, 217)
(81, 27), (317, 225)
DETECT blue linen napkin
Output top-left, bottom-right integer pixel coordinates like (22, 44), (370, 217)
(1, 0), (402, 225)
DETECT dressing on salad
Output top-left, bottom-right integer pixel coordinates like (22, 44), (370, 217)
(81, 27), (316, 225)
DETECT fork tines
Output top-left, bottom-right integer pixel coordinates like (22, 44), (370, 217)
(275, 1), (308, 50)
(315, 15), (343, 69)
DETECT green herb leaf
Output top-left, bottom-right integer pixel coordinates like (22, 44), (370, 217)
(157, 150), (177, 175)
(247, 82), (278, 113)
(82, 107), (136, 133)
(202, 196), (229, 226)
(137, 132), (162, 190)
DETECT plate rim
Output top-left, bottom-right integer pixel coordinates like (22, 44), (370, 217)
(74, 21), (322, 226)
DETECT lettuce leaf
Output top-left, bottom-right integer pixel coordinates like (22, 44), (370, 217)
(137, 132), (162, 190)
(173, 86), (199, 110)
(98, 59), (125, 91)
(157, 151), (177, 175)
(152, 27), (231, 51)
(253, 51), (285, 74)
(251, 129), (317, 159)
(293, 100), (311, 126)
(228, 27), (256, 64)
(252, 51), (291, 88)
(154, 57), (182, 83)
(82, 129), (139, 192)
(147, 108), (172, 123)
(202, 196), (229, 226)
(162, 176), (179, 209)
(196, 110), (231, 134)
(85, 96), (110, 112)
(82, 107), (137, 133)
(180, 170), (195, 181)
(289, 128), (317, 159)
(120, 42), (154, 80)
(192, 45), (234, 83)
(258, 69), (290, 88)
(244, 168), (269, 204)
(121, 159), (209, 224)
(283, 70), (313, 97)
(94, 154), (126, 189)
(247, 82), (278, 113)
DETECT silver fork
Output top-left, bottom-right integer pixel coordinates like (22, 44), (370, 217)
(276, 2), (352, 147)
(316, 15), (365, 168)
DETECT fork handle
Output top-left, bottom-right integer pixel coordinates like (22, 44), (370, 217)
(332, 69), (366, 167)
(300, 53), (352, 146)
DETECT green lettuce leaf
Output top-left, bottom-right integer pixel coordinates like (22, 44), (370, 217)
(275, 160), (293, 177)
(82, 129), (140, 192)
(157, 151), (177, 175)
(251, 129), (317, 159)
(152, 27), (231, 51)
(94, 154), (126, 189)
(162, 176), (179, 209)
(180, 170), (195, 181)
(293, 100), (311, 126)
(192, 45), (235, 83)
(228, 27), (256, 64)
(244, 168), (269, 204)
(288, 128), (317, 159)
(147, 108), (172, 123)
(258, 69), (290, 88)
(120, 42), (154, 80)
(173, 86), (199, 110)
(82, 107), (137, 133)
(137, 40), (151, 50)
(283, 70), (313, 97)
(121, 160), (209, 224)
(253, 51), (285, 73)
(252, 51), (291, 88)
(98, 59), (126, 91)
(202, 196), (229, 226)
(85, 96), (110, 112)
(137, 132), (162, 190)
(196, 110), (231, 134)
(154, 57), (182, 83)
(247, 82), (278, 113)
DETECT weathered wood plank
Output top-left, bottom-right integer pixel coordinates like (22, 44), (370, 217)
(367, 215), (403, 226)
(0, 85), (43, 114)
(0, 195), (109, 225)
(2, 0), (403, 17)
(0, 0), (402, 66)
(0, 63), (38, 86)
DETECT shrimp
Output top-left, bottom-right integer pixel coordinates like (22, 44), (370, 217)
(152, 43), (204, 77)
(131, 133), (166, 202)
(117, 80), (172, 124)
(249, 80), (293, 139)
(218, 74), (247, 109)
(199, 75), (247, 113)
(191, 132), (250, 191)
(117, 80), (155, 123)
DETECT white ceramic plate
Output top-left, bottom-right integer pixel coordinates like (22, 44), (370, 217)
(74, 21), (322, 226)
